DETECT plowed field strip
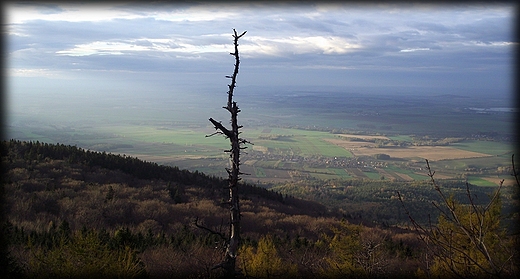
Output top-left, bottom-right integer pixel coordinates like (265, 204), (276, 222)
(377, 169), (408, 181)
(392, 172), (414, 181)
(349, 168), (368, 178)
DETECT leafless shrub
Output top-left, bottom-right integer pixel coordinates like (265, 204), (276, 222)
(398, 158), (518, 278)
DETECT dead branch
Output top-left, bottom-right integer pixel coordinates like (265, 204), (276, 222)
(205, 29), (248, 278)
(194, 217), (227, 243)
(398, 159), (514, 278)
(513, 154), (520, 187)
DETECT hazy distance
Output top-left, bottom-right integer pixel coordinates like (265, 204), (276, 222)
(5, 2), (515, 138)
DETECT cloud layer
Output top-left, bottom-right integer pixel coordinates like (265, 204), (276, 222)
(6, 2), (515, 97)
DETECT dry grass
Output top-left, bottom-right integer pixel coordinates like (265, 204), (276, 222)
(324, 138), (378, 149)
(356, 146), (489, 161)
(335, 134), (390, 140)
(324, 138), (490, 161)
(252, 145), (268, 153)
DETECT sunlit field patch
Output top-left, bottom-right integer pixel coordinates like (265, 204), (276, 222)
(335, 134), (390, 140)
(354, 146), (490, 161)
(325, 138), (492, 161)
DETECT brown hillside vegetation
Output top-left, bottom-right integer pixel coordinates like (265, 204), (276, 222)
(2, 140), (518, 278)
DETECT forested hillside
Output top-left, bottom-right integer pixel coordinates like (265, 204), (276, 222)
(2, 140), (518, 278)
(2, 139), (331, 233)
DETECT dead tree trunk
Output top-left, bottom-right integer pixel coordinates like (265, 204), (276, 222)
(207, 29), (248, 278)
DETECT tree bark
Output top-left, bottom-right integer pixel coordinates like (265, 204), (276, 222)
(208, 29), (247, 278)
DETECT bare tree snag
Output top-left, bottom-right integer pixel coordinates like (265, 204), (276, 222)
(205, 29), (248, 278)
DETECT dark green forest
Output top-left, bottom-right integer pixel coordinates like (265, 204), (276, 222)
(1, 140), (518, 278)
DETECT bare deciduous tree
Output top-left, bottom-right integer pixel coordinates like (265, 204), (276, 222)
(198, 29), (249, 278)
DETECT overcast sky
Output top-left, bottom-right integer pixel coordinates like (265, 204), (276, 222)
(5, 2), (516, 105)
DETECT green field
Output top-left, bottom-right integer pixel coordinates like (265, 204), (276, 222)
(363, 170), (383, 180)
(388, 135), (413, 141)
(8, 122), (514, 185)
(249, 127), (353, 157)
(254, 167), (267, 178)
(451, 140), (513, 155)
(6, 92), (514, 186)
(467, 176), (499, 187)
(385, 165), (430, 181)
